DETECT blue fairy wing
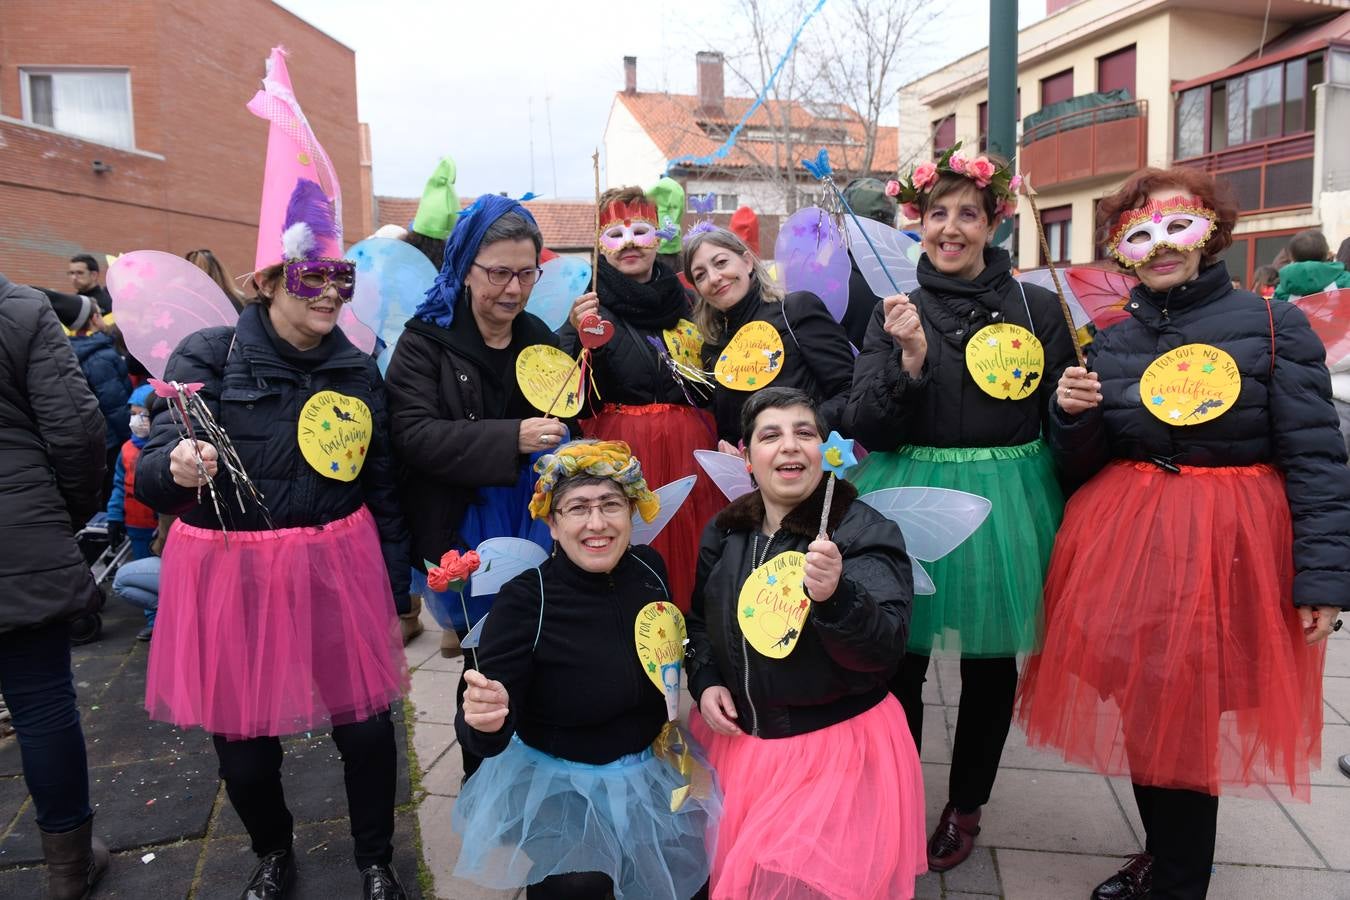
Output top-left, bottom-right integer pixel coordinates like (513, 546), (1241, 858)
(527, 255), (592, 331)
(346, 237), (438, 373)
(631, 476), (698, 546)
(470, 537), (551, 597)
(843, 216), (919, 297)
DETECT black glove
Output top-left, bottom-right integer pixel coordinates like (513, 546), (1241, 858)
(105, 520), (126, 549)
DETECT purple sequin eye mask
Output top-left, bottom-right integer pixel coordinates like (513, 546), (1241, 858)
(285, 259), (356, 300)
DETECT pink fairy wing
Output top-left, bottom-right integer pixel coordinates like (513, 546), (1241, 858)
(1064, 267), (1138, 330)
(107, 251), (239, 379)
(1292, 288), (1350, 368)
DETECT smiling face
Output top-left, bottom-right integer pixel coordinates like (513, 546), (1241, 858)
(1126, 187), (1206, 292)
(920, 182), (995, 282)
(744, 404), (824, 513)
(465, 238), (538, 335)
(547, 481), (634, 574)
(688, 241), (756, 310)
(265, 274), (343, 350)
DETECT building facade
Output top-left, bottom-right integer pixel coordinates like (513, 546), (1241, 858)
(0, 0), (369, 290)
(899, 0), (1350, 284)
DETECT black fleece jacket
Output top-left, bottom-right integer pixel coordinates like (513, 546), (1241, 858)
(455, 544), (672, 764)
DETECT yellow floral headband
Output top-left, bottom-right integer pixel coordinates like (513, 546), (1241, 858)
(529, 440), (660, 522)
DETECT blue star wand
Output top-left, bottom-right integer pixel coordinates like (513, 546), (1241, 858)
(802, 147), (902, 295)
(818, 431), (857, 537)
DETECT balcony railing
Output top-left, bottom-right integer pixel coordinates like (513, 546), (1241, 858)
(1019, 99), (1148, 191)
(1175, 132), (1314, 216)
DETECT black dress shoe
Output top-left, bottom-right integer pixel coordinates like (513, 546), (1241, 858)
(239, 849), (295, 900)
(362, 863), (408, 900)
(1091, 853), (1152, 900)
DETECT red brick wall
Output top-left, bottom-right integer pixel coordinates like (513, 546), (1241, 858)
(0, 0), (363, 291)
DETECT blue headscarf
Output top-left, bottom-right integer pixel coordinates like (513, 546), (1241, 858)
(413, 194), (539, 329)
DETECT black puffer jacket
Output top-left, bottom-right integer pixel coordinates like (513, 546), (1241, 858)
(456, 545), (670, 764)
(844, 248), (1076, 450)
(701, 285), (855, 442)
(136, 303), (410, 601)
(385, 299), (568, 570)
(1050, 261), (1350, 608)
(686, 477), (913, 739)
(0, 275), (107, 633)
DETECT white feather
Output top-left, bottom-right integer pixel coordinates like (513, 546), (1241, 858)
(281, 222), (315, 260)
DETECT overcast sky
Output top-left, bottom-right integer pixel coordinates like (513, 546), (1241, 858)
(273, 0), (1045, 201)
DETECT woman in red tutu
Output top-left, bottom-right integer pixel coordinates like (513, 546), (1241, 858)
(562, 185), (724, 611)
(687, 386), (925, 899)
(1016, 166), (1349, 900)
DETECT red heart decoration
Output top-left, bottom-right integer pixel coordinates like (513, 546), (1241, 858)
(578, 312), (615, 349)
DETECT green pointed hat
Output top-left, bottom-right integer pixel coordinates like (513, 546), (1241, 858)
(647, 176), (685, 255)
(412, 157), (460, 240)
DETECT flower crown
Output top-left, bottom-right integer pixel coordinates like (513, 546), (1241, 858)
(529, 439), (659, 522)
(886, 142), (1020, 222)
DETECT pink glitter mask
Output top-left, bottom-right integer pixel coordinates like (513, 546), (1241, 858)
(1110, 197), (1217, 268)
(599, 219), (660, 255)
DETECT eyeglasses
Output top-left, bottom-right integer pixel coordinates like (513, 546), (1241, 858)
(473, 263), (543, 286)
(555, 499), (630, 521)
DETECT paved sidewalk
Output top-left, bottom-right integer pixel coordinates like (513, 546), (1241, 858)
(405, 605), (1350, 900)
(0, 597), (426, 899)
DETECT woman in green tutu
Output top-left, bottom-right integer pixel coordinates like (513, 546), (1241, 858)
(843, 146), (1076, 873)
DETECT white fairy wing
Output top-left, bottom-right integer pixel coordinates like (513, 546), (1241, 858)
(631, 476), (697, 546)
(844, 216), (920, 297)
(858, 487), (991, 562)
(1014, 268), (1090, 329)
(462, 613), (488, 649)
(470, 537), (550, 597)
(912, 561), (937, 596)
(694, 450), (755, 502)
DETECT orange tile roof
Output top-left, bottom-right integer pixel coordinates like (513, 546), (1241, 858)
(616, 91), (899, 175)
(374, 195), (596, 252)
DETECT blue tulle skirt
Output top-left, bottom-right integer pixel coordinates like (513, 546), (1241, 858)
(417, 457), (552, 632)
(452, 735), (719, 899)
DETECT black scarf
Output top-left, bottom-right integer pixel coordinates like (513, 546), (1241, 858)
(596, 256), (687, 330)
(916, 246), (1015, 320)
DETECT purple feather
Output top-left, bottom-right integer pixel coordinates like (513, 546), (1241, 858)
(284, 179), (338, 241)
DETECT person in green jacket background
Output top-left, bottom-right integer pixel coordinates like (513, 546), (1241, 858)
(1273, 229), (1350, 300)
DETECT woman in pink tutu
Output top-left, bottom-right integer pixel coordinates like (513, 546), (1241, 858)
(687, 386), (926, 899)
(136, 179), (412, 900)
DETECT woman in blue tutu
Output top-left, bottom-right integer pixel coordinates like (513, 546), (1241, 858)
(452, 440), (719, 899)
(842, 147), (1076, 872)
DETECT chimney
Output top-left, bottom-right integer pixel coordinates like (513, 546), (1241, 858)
(696, 51), (725, 116)
(623, 56), (637, 94)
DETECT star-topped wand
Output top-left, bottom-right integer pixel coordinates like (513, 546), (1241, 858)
(818, 430), (857, 537)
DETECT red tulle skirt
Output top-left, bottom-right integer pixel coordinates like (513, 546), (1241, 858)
(583, 403), (724, 612)
(146, 507), (409, 739)
(1017, 461), (1326, 800)
(691, 695), (926, 899)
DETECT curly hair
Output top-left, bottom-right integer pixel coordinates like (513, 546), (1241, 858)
(1096, 167), (1238, 265)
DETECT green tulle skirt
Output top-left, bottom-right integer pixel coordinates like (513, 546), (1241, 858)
(851, 440), (1063, 657)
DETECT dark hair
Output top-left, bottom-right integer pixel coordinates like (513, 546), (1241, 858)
(404, 230), (446, 268)
(739, 386), (828, 445)
(551, 473), (627, 512)
(479, 211), (543, 257)
(918, 154), (1009, 225)
(246, 263), (285, 308)
(70, 253), (99, 273)
(1287, 229), (1330, 263)
(1251, 265), (1280, 290)
(1096, 167), (1238, 266)
(1337, 237), (1350, 268)
(185, 248), (245, 311)
(598, 185), (647, 209)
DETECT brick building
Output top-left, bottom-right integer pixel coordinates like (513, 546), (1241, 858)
(375, 195), (598, 257)
(0, 0), (370, 290)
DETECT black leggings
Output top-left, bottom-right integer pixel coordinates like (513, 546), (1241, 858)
(892, 652), (1017, 811)
(1132, 783), (1218, 900)
(213, 709), (397, 869)
(525, 871), (614, 899)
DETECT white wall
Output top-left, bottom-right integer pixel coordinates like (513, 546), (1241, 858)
(602, 98), (670, 190)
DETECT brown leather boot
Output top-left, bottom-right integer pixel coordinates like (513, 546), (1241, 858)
(41, 816), (109, 900)
(399, 593), (424, 646)
(927, 803), (981, 872)
(439, 628), (463, 659)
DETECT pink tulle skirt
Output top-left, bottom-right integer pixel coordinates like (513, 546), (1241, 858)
(690, 695), (926, 899)
(145, 506), (409, 739)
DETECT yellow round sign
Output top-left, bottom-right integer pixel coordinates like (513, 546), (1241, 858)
(634, 600), (687, 721)
(737, 551), (809, 659)
(515, 344), (583, 417)
(1139, 343), (1241, 426)
(964, 323), (1046, 400)
(298, 391), (372, 482)
(714, 320), (785, 392)
(663, 319), (705, 372)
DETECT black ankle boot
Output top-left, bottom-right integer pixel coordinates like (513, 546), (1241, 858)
(40, 816), (109, 900)
(1091, 853), (1152, 899)
(362, 863), (408, 900)
(239, 849), (295, 900)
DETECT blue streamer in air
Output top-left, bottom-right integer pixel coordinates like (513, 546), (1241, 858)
(664, 0), (830, 174)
